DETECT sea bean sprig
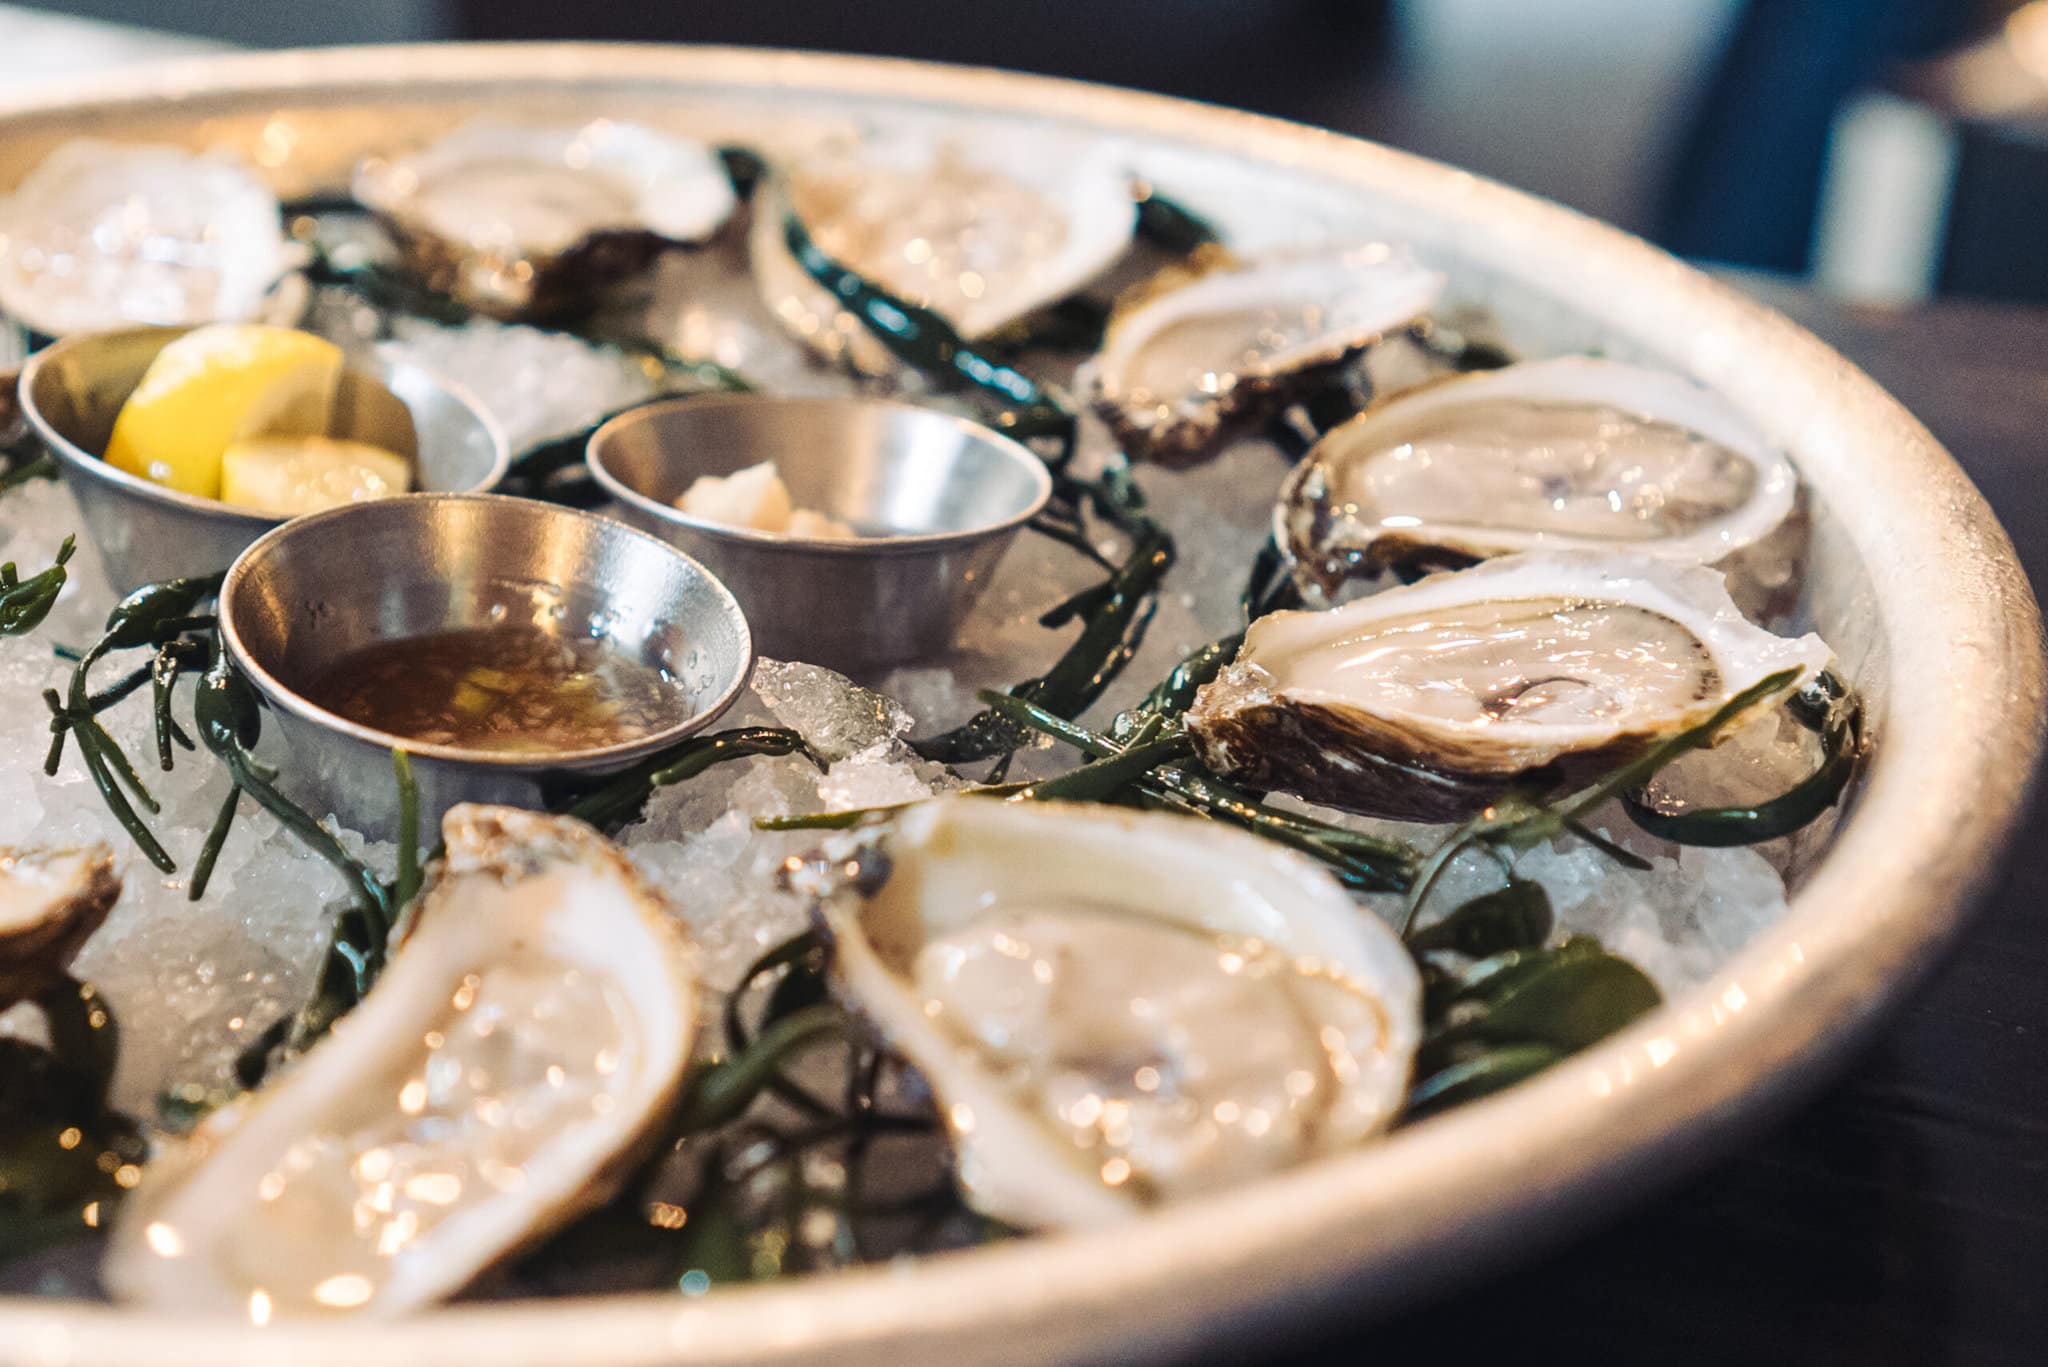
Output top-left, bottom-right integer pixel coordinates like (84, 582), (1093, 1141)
(551, 727), (825, 833)
(39, 572), (222, 873)
(12, 570), (400, 1079)
(1398, 667), (1819, 937)
(780, 186), (1246, 772)
(1133, 184), (1223, 256)
(0, 452), (56, 499)
(975, 689), (1418, 893)
(1404, 936), (1663, 1118)
(1622, 672), (1861, 847)
(1, 535), (74, 637)
(913, 479), (1176, 770)
(780, 211), (1077, 453)
(513, 924), (967, 1294)
(0, 980), (144, 1261)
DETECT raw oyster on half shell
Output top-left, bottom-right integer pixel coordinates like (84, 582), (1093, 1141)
(1186, 551), (1833, 822)
(751, 127), (1136, 375)
(1277, 357), (1806, 616)
(0, 141), (293, 337)
(800, 797), (1422, 1230)
(0, 844), (120, 1008)
(1085, 244), (1446, 466)
(354, 120), (738, 320)
(106, 806), (697, 1317)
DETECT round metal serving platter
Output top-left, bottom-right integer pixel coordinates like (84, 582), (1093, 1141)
(0, 43), (2040, 1367)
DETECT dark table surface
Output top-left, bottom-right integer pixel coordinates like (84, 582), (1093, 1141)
(1272, 284), (2048, 1367)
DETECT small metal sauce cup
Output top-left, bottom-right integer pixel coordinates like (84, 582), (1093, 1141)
(218, 492), (754, 841)
(586, 394), (1052, 674)
(18, 325), (509, 591)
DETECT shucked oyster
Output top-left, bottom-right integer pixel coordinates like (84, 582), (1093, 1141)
(0, 141), (292, 337)
(1085, 244), (1446, 466)
(107, 806), (697, 1317)
(354, 120), (738, 320)
(0, 845), (120, 1008)
(1277, 357), (1806, 617)
(751, 127), (1136, 375)
(805, 798), (1421, 1230)
(1187, 551), (1833, 822)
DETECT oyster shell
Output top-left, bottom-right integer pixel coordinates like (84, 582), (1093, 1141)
(807, 797), (1421, 1230)
(354, 120), (738, 320)
(1277, 357), (1806, 616)
(1186, 551), (1833, 822)
(0, 141), (292, 337)
(106, 806), (697, 1317)
(1085, 244), (1446, 466)
(751, 127), (1136, 375)
(0, 845), (120, 1008)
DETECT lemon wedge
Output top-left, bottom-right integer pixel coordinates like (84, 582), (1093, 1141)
(219, 436), (412, 516)
(104, 325), (345, 500)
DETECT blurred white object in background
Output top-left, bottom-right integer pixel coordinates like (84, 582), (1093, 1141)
(1813, 94), (1958, 304)
(0, 4), (217, 89)
(1815, 2), (2048, 305)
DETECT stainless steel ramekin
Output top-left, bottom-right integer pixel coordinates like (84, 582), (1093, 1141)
(20, 324), (509, 590)
(217, 492), (753, 840)
(586, 393), (1051, 675)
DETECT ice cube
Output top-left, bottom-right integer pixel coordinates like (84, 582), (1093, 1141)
(751, 657), (911, 762)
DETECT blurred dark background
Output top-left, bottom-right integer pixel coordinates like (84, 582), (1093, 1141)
(19, 2), (2048, 295)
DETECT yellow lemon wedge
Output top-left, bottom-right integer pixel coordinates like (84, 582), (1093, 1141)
(103, 325), (345, 500)
(219, 436), (412, 516)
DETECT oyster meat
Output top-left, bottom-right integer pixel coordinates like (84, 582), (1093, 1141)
(806, 797), (1421, 1230)
(1085, 244), (1446, 466)
(106, 806), (697, 1317)
(0, 141), (292, 337)
(354, 120), (738, 320)
(1277, 357), (1805, 616)
(1187, 551), (1833, 822)
(752, 127), (1136, 374)
(0, 845), (120, 1008)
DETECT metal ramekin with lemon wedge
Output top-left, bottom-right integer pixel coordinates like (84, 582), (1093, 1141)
(21, 322), (508, 588)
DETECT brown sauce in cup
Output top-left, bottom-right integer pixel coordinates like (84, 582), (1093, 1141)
(302, 626), (682, 754)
